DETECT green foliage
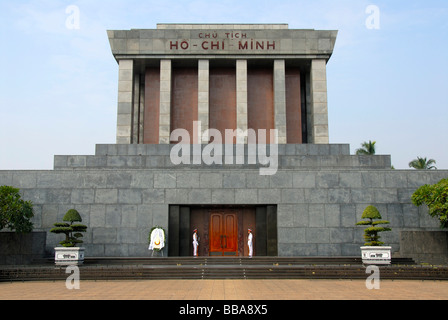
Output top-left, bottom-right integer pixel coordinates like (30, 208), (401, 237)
(63, 209), (82, 222)
(361, 205), (381, 219)
(409, 157), (437, 170)
(356, 205), (391, 246)
(412, 178), (448, 229)
(0, 186), (34, 233)
(50, 209), (87, 247)
(355, 140), (376, 155)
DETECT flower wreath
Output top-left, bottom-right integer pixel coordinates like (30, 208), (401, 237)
(148, 226), (166, 252)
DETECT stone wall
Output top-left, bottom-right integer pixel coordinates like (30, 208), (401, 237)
(0, 144), (446, 258)
(0, 232), (46, 265)
(399, 231), (448, 265)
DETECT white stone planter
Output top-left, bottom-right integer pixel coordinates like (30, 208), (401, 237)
(361, 246), (391, 265)
(54, 247), (85, 265)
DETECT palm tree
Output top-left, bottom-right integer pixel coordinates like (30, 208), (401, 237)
(356, 140), (376, 155)
(409, 157), (437, 170)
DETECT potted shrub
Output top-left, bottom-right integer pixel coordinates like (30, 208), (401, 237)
(356, 205), (392, 265)
(50, 209), (87, 265)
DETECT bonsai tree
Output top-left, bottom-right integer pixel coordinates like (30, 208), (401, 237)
(412, 178), (448, 229)
(356, 205), (391, 246)
(0, 186), (34, 233)
(50, 209), (87, 247)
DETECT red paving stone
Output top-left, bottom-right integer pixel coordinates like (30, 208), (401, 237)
(1, 279), (447, 300)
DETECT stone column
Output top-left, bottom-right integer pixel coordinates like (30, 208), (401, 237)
(116, 59), (134, 144)
(310, 59), (329, 144)
(132, 73), (141, 144)
(236, 60), (248, 143)
(198, 60), (209, 143)
(159, 60), (172, 144)
(274, 60), (287, 144)
(138, 77), (145, 144)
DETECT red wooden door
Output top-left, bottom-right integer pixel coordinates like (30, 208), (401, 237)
(209, 212), (238, 256)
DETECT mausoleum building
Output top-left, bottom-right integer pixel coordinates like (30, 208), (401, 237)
(1, 24), (447, 261)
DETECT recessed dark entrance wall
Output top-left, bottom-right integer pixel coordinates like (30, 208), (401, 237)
(285, 67), (302, 144)
(209, 67), (237, 142)
(247, 67), (275, 143)
(143, 67), (160, 144)
(170, 67), (199, 143)
(168, 205), (277, 257)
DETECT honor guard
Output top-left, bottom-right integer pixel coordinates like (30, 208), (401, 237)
(248, 228), (253, 258)
(193, 228), (199, 257)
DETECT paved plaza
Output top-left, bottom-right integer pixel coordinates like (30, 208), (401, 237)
(1, 279), (447, 300)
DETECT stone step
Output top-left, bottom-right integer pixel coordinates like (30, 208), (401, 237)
(31, 256), (362, 265)
(2, 263), (447, 281)
(52, 142), (394, 170)
(94, 144), (352, 157)
(54, 154), (392, 170)
(5, 256), (446, 282)
(30, 256), (416, 266)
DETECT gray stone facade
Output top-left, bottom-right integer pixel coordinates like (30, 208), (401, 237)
(1, 24), (446, 261)
(0, 232), (46, 265)
(108, 24), (337, 145)
(108, 24), (337, 56)
(1, 144), (446, 258)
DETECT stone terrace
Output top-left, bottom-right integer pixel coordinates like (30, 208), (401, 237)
(1, 143), (446, 259)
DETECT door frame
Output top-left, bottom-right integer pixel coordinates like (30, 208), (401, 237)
(168, 205), (277, 257)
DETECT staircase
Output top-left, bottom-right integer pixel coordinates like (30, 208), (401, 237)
(2, 256), (448, 281)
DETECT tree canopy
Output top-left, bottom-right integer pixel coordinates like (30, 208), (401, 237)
(412, 178), (448, 229)
(50, 209), (87, 247)
(0, 186), (34, 233)
(355, 140), (376, 155)
(356, 205), (391, 246)
(409, 157), (437, 170)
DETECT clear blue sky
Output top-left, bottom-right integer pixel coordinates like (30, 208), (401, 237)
(0, 0), (447, 170)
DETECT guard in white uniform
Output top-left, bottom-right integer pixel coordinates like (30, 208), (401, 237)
(248, 228), (253, 258)
(193, 229), (199, 257)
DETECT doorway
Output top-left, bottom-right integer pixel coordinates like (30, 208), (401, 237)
(209, 211), (238, 256)
(168, 205), (277, 257)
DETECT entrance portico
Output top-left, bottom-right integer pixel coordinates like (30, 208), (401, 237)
(168, 205), (277, 257)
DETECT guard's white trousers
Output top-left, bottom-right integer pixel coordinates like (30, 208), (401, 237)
(193, 241), (198, 256)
